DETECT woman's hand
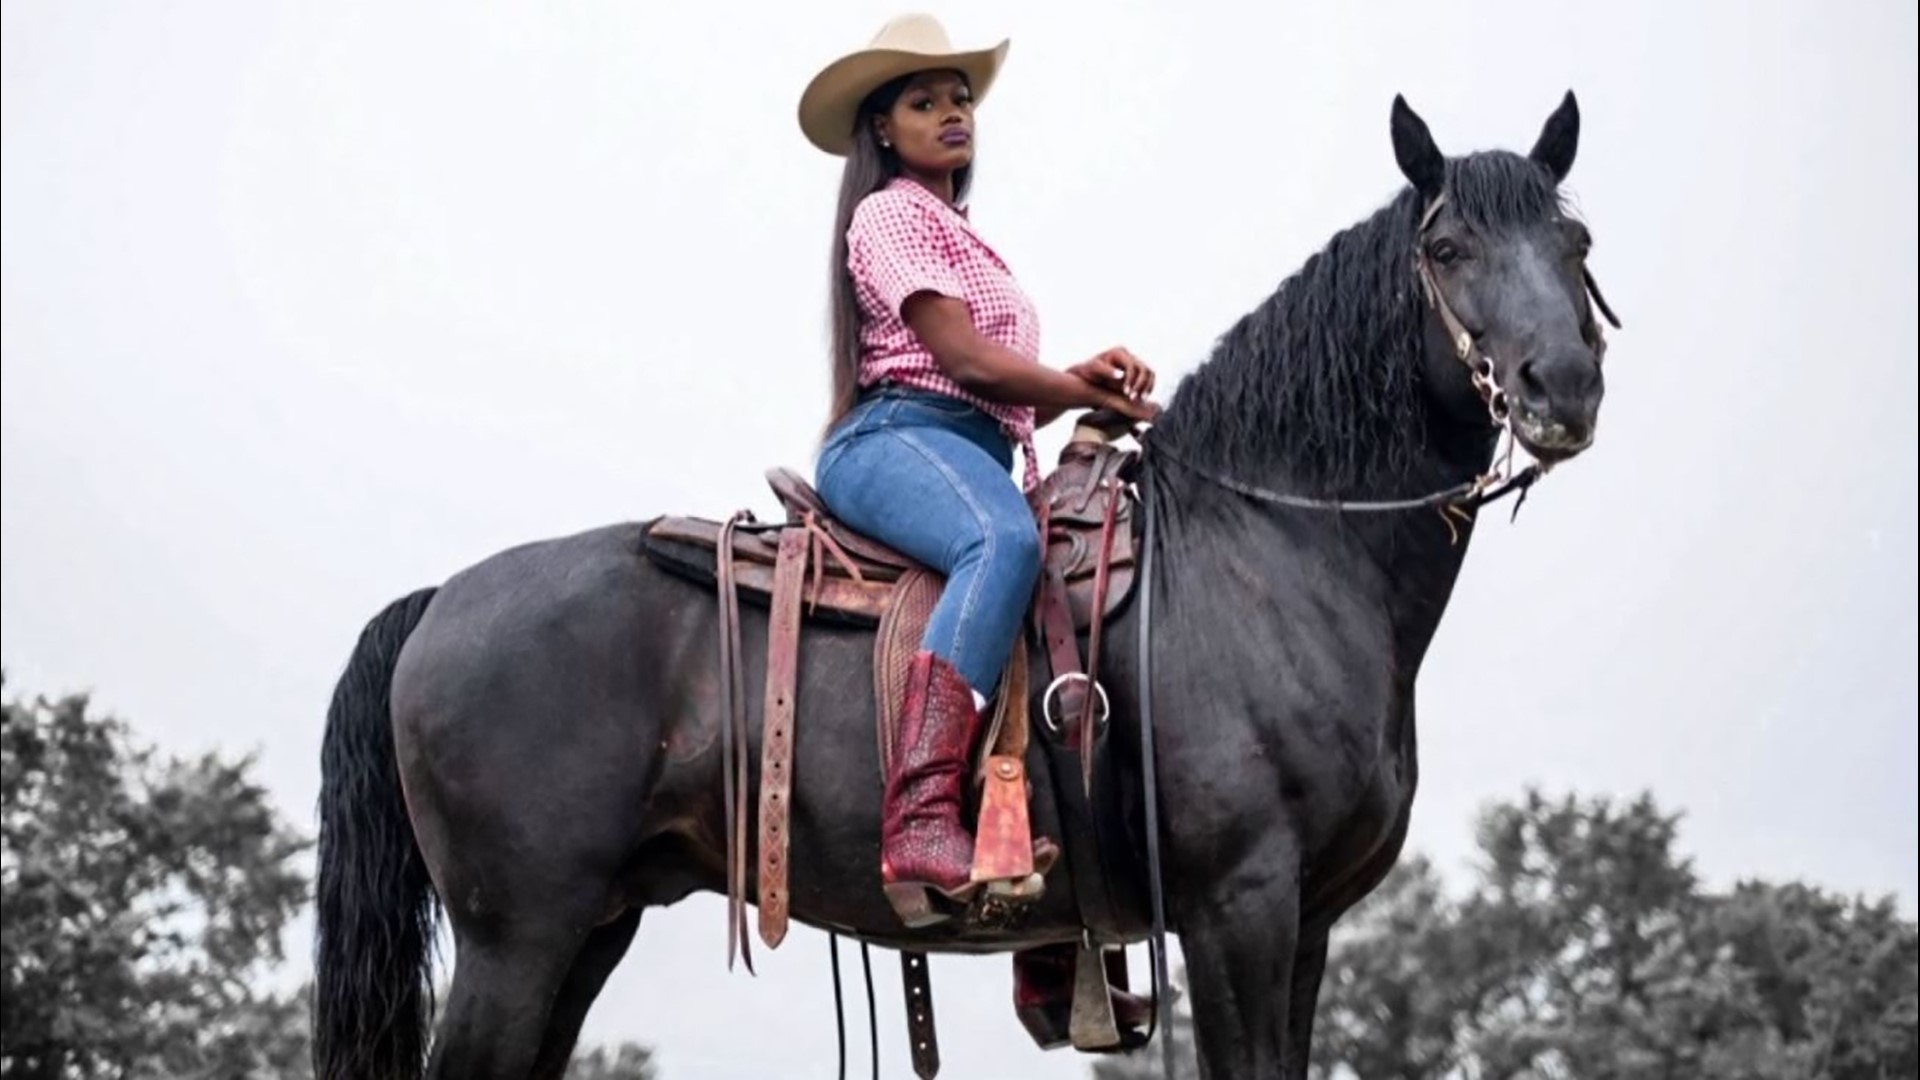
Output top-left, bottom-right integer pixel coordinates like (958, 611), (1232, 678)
(1069, 347), (1161, 422)
(1069, 347), (1157, 401)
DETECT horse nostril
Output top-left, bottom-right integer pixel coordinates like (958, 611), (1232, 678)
(1515, 360), (1547, 400)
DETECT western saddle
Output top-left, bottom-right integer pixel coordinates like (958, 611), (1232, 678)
(639, 417), (1148, 1071)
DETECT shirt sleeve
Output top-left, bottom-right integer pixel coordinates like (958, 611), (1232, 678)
(846, 192), (966, 320)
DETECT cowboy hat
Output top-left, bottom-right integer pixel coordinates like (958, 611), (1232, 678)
(798, 14), (1011, 156)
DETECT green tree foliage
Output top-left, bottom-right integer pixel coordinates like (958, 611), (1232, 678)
(1, 675), (665, 1079)
(1093, 789), (1917, 1079)
(1, 678), (310, 1079)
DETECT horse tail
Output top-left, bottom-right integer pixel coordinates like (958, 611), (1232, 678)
(313, 586), (441, 1080)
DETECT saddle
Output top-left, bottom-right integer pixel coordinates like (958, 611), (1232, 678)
(639, 419), (1148, 1071)
(642, 437), (1138, 633)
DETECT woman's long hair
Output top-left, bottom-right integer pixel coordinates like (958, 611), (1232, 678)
(824, 74), (974, 435)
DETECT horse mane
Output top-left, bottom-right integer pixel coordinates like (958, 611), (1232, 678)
(1154, 150), (1570, 498)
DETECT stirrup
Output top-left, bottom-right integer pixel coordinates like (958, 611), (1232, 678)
(883, 880), (981, 929)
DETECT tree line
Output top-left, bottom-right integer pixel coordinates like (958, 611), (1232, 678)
(4, 676), (1912, 1078)
(1095, 793), (1917, 1079)
(0, 677), (650, 1080)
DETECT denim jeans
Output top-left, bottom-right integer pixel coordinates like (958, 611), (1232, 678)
(814, 387), (1042, 696)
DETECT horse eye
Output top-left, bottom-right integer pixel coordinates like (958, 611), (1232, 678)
(1428, 239), (1462, 267)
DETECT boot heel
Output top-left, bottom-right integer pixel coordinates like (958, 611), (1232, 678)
(884, 882), (946, 928)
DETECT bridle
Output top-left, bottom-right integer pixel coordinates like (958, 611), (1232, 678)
(1146, 188), (1624, 526)
(1412, 191), (1623, 434)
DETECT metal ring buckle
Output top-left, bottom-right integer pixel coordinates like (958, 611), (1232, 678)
(1041, 673), (1111, 736)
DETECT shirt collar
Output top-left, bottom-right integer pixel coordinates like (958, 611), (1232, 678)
(888, 175), (970, 220)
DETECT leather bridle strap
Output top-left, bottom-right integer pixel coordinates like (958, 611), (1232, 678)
(1147, 434), (1541, 517)
(1416, 193), (1510, 427)
(1584, 265), (1622, 334)
(1134, 465), (1177, 1079)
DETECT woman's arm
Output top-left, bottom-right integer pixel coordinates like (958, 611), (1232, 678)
(902, 294), (1158, 423)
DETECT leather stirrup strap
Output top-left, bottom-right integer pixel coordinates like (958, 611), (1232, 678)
(757, 527), (808, 949)
(901, 950), (940, 1078)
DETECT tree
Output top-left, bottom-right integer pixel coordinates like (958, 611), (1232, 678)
(1, 677), (311, 1079)
(1309, 790), (1917, 1079)
(564, 1042), (659, 1080)
(1085, 789), (1917, 1079)
(1310, 854), (1496, 1079)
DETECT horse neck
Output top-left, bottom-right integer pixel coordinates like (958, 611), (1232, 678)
(1148, 337), (1498, 683)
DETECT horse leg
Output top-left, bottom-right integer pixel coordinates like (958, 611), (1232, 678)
(426, 918), (591, 1080)
(1281, 804), (1412, 1076)
(1281, 932), (1329, 1080)
(1178, 839), (1303, 1079)
(529, 908), (644, 1080)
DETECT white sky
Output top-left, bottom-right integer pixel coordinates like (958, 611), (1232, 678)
(4, 1), (1915, 1077)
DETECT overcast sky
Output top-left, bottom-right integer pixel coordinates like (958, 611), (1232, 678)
(4, 1), (1915, 1076)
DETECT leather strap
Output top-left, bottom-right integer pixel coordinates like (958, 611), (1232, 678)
(1035, 567), (1088, 728)
(715, 511), (754, 975)
(757, 527), (808, 949)
(1029, 479), (1132, 939)
(901, 951), (940, 1078)
(1135, 467), (1177, 1078)
(1075, 479), (1123, 794)
(1029, 497), (1088, 730)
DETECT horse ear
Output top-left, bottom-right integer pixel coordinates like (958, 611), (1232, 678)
(1530, 90), (1580, 182)
(1391, 94), (1446, 200)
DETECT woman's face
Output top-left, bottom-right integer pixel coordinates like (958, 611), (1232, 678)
(876, 70), (974, 178)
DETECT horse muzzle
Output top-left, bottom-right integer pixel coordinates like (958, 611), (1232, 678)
(1505, 348), (1603, 461)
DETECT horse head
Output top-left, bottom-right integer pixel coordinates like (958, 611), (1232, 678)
(1392, 92), (1616, 465)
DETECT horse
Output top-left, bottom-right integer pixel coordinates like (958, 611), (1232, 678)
(312, 91), (1616, 1080)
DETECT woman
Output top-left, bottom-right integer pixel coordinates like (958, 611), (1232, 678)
(797, 13), (1159, 1045)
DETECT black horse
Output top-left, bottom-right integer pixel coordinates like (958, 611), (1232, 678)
(313, 93), (1614, 1079)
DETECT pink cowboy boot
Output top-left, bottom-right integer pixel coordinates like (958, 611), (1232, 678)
(880, 651), (987, 926)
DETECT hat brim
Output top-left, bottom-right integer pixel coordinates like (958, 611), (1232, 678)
(798, 39), (1011, 157)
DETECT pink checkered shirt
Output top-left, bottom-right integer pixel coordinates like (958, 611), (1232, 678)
(846, 177), (1042, 491)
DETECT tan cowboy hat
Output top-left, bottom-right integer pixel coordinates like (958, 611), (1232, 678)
(798, 14), (1011, 156)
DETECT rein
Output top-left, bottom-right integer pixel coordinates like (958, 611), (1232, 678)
(1134, 464), (1177, 1079)
(1146, 434), (1543, 519)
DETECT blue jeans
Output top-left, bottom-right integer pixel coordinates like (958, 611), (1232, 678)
(814, 388), (1042, 696)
